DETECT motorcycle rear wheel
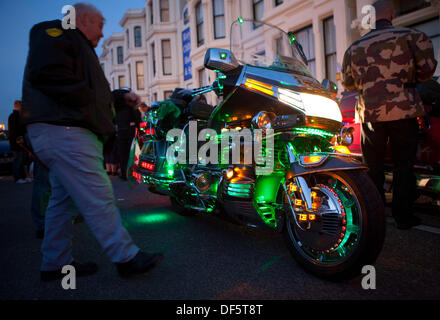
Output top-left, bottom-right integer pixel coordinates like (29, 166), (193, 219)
(283, 170), (385, 281)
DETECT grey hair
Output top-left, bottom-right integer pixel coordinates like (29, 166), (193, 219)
(73, 2), (105, 22)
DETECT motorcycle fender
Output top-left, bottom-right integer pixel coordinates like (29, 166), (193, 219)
(286, 155), (368, 179)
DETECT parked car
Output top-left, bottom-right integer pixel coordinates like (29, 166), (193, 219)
(0, 130), (14, 175)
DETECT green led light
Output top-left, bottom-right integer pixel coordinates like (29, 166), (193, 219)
(238, 17), (244, 24)
(220, 52), (227, 60)
(293, 127), (334, 138)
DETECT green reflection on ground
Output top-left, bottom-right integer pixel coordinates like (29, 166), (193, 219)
(133, 211), (173, 224)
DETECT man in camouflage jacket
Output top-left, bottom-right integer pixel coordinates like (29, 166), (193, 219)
(342, 0), (437, 229)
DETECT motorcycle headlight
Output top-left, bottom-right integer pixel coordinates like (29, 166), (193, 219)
(299, 92), (342, 123)
(252, 111), (276, 129)
(277, 88), (342, 123)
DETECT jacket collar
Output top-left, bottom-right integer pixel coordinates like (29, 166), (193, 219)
(375, 19), (393, 29)
(75, 28), (95, 51)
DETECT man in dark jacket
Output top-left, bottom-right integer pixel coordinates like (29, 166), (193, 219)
(113, 89), (141, 180)
(22, 3), (162, 281)
(342, 0), (437, 229)
(8, 100), (28, 183)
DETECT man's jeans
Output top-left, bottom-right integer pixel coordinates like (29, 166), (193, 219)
(27, 123), (139, 271)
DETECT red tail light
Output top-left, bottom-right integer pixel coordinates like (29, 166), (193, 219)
(145, 128), (155, 135)
(140, 161), (155, 171)
(140, 122), (147, 129)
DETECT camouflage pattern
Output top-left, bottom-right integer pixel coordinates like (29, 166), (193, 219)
(342, 20), (437, 123)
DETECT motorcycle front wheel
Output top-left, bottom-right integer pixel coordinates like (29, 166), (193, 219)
(283, 170), (386, 281)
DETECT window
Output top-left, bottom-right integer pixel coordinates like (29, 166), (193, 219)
(196, 2), (204, 46)
(136, 61), (144, 90)
(128, 63), (132, 88)
(151, 42), (156, 76)
(293, 25), (316, 77)
(323, 16), (337, 84)
(134, 26), (142, 47)
(213, 0), (225, 39)
(117, 46), (123, 64)
(253, 0), (264, 28)
(118, 75), (125, 89)
(160, 0), (170, 22)
(162, 39), (172, 75)
(153, 92), (158, 102)
(164, 90), (173, 100)
(198, 68), (206, 87)
(111, 48), (114, 65)
(149, 1), (153, 25)
(126, 29), (130, 49)
(275, 0), (283, 6)
(275, 36), (283, 55)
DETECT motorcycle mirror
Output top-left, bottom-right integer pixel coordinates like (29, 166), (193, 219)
(204, 48), (240, 73)
(321, 79), (338, 96)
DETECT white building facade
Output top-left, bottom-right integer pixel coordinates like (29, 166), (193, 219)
(100, 0), (440, 105)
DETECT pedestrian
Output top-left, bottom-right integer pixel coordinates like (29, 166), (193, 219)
(113, 88), (141, 180)
(104, 130), (119, 176)
(138, 102), (149, 124)
(341, 0), (437, 229)
(8, 100), (31, 183)
(21, 2), (163, 281)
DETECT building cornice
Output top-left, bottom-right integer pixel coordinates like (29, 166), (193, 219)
(120, 8), (146, 27)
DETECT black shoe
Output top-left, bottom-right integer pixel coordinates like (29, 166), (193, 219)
(116, 251), (163, 278)
(40, 261), (98, 282)
(395, 216), (422, 230)
(36, 229), (44, 239)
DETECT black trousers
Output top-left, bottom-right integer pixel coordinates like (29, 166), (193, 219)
(117, 129), (135, 179)
(361, 118), (418, 223)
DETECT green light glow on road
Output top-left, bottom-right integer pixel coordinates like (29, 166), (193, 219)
(134, 212), (172, 224)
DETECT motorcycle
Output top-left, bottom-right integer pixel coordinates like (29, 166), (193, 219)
(129, 19), (385, 280)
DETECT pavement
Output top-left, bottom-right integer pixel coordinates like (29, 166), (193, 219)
(1, 174), (440, 301)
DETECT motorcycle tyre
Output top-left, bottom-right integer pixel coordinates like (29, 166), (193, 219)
(283, 170), (386, 281)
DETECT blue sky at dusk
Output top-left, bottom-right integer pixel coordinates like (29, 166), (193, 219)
(0, 0), (146, 128)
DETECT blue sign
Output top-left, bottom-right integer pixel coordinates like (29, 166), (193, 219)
(182, 27), (192, 81)
(183, 8), (189, 25)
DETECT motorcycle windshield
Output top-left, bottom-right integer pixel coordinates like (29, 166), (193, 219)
(230, 19), (313, 78)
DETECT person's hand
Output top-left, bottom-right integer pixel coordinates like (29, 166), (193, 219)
(16, 136), (24, 145)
